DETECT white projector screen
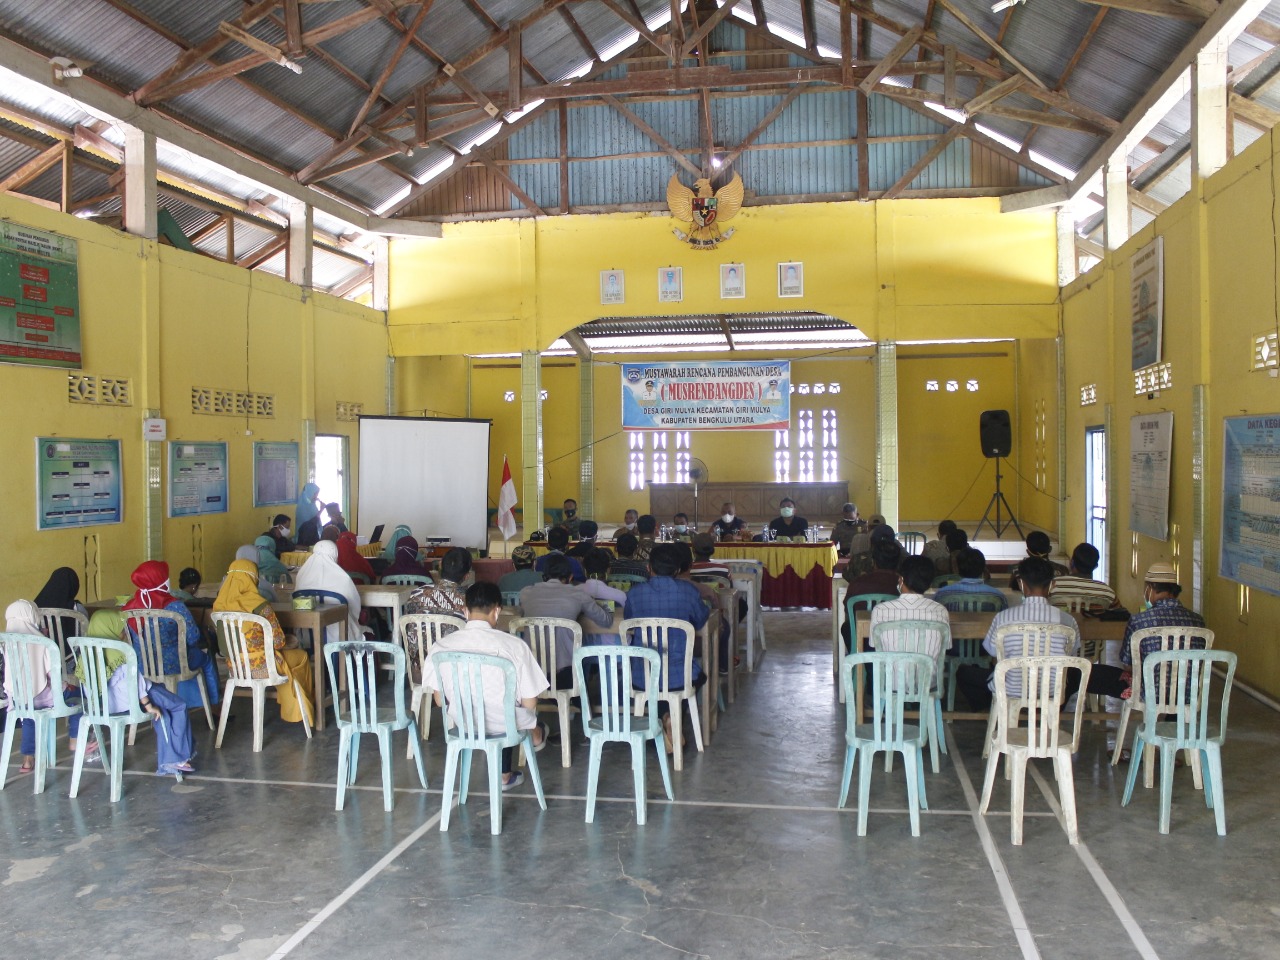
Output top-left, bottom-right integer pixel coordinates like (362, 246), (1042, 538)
(357, 416), (492, 551)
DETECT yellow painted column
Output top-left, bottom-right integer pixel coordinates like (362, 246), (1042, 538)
(578, 358), (594, 518)
(875, 340), (899, 530)
(138, 239), (163, 561)
(521, 350), (543, 534)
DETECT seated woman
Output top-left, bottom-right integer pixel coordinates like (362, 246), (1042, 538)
(231, 545), (277, 602)
(80, 609), (195, 776)
(295, 540), (364, 647)
(33, 566), (90, 658)
(254, 535), (291, 586)
(335, 531), (376, 582)
(213, 559), (315, 727)
(122, 561), (221, 713)
(382, 535), (430, 581)
(4, 599), (94, 773)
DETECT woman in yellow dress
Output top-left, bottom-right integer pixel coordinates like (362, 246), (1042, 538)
(213, 558), (315, 726)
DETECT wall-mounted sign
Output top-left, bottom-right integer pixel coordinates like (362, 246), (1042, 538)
(169, 442), (229, 518)
(1131, 237), (1163, 371)
(0, 224), (81, 369)
(1129, 411), (1173, 541)
(622, 361), (790, 432)
(35, 437), (122, 530)
(1220, 414), (1280, 597)
(254, 440), (299, 507)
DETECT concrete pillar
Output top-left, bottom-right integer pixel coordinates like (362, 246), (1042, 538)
(1103, 152), (1129, 252)
(521, 350), (544, 533)
(578, 359), (594, 520)
(122, 126), (157, 239)
(874, 340), (898, 530)
(1192, 37), (1229, 181)
(286, 198), (313, 289)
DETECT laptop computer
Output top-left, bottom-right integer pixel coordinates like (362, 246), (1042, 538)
(369, 523), (385, 545)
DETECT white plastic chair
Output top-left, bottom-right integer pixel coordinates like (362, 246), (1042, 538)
(982, 622), (1079, 759)
(210, 611), (313, 752)
(839, 651), (933, 837)
(509, 615), (582, 768)
(621, 617), (704, 772)
(325, 640), (427, 812)
(869, 618), (949, 773)
(980, 655), (1091, 845)
(68, 636), (155, 802)
(574, 645), (673, 825)
(398, 613), (461, 751)
(433, 651), (548, 835)
(38, 607), (87, 664)
(0, 633), (81, 795)
(1050, 594), (1107, 714)
(1110, 626), (1214, 786)
(125, 608), (215, 736)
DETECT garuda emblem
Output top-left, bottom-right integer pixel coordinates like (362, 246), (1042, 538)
(667, 173), (744, 249)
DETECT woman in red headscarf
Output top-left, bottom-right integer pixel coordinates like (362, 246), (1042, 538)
(123, 560), (220, 712)
(335, 531), (376, 582)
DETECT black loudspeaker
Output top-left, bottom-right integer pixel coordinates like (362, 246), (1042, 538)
(980, 410), (1012, 459)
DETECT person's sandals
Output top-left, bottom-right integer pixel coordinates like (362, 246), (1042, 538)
(501, 771), (525, 791)
(81, 740), (101, 764)
(18, 757), (34, 775)
(532, 722), (549, 753)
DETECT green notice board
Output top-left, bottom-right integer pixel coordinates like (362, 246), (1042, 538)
(0, 224), (81, 368)
(36, 437), (122, 530)
(254, 441), (299, 507)
(169, 442), (229, 517)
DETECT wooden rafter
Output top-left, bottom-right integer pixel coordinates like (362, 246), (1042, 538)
(882, 127), (961, 200)
(859, 27), (924, 96)
(601, 95), (702, 178)
(721, 85), (806, 171)
(934, 0), (1047, 90)
(682, 0), (749, 59)
(473, 152), (548, 216)
(597, 0), (672, 56)
(1020, 8), (1108, 155)
(0, 143), (65, 193)
(1077, 0), (1211, 20)
(559, 6), (598, 61)
(347, 1), (433, 137)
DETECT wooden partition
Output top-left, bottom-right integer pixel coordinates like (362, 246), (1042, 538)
(648, 482), (849, 528)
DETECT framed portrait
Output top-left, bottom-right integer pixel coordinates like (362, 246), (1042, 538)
(658, 266), (683, 302)
(600, 269), (625, 305)
(720, 263), (745, 299)
(778, 261), (803, 298)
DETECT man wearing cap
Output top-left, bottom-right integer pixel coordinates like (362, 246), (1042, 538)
(767, 497), (809, 540)
(832, 502), (864, 557)
(499, 546), (543, 596)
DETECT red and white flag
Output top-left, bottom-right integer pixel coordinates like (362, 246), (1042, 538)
(496, 455), (518, 541)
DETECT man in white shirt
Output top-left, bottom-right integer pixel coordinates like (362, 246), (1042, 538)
(954, 557), (1080, 712)
(421, 581), (549, 790)
(868, 556), (950, 657)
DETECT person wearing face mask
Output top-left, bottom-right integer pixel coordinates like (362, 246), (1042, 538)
(263, 514), (297, 554)
(671, 513), (692, 541)
(559, 498), (582, 538)
(767, 498), (809, 540)
(612, 509), (640, 540)
(832, 502), (865, 557)
(709, 502), (747, 540)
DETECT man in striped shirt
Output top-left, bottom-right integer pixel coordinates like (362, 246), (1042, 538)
(1047, 542), (1118, 614)
(955, 557), (1080, 711)
(869, 556), (950, 656)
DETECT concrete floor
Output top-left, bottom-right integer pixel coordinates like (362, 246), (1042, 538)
(2, 609), (1278, 960)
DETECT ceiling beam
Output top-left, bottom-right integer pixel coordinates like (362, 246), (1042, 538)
(347, 1), (433, 137)
(0, 143), (64, 193)
(682, 0), (748, 59)
(935, 0), (1047, 89)
(859, 27), (924, 96)
(597, 0), (672, 56)
(721, 85), (806, 171)
(474, 152), (548, 216)
(601, 94), (702, 178)
(1076, 0), (1210, 21)
(881, 127), (961, 200)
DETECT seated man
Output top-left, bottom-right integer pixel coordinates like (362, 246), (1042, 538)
(943, 528), (970, 575)
(841, 538), (904, 651)
(634, 514), (659, 561)
(579, 548), (626, 645)
(498, 545), (542, 596)
(767, 497), (809, 540)
(832, 502), (864, 557)
(534, 526), (586, 583)
(1048, 542), (1118, 614)
(421, 581), (548, 790)
(612, 509), (640, 540)
(559, 498), (582, 538)
(868, 556), (949, 656)
(690, 532), (731, 582)
(934, 548), (1008, 612)
(846, 513), (887, 576)
(709, 502), (749, 540)
(263, 514), (297, 554)
(955, 557), (1081, 713)
(1009, 530), (1069, 590)
(671, 513), (692, 541)
(324, 502), (348, 534)
(518, 554), (612, 690)
(608, 533), (651, 580)
(567, 520), (599, 560)
(922, 520), (958, 573)
(406, 547), (471, 619)
(623, 543), (710, 751)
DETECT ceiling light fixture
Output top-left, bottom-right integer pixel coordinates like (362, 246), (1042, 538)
(991, 0), (1027, 11)
(49, 56), (83, 82)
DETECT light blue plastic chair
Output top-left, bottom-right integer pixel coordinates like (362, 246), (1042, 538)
(574, 645), (673, 825)
(325, 640), (427, 812)
(938, 595), (1004, 711)
(869, 618), (949, 772)
(501, 590), (522, 607)
(433, 651), (547, 835)
(68, 636), (153, 802)
(838, 651), (933, 837)
(930, 574), (962, 589)
(348, 571), (372, 585)
(840, 592), (897, 705)
(0, 633), (82, 795)
(381, 574), (432, 587)
(896, 532), (926, 555)
(1123, 649), (1237, 835)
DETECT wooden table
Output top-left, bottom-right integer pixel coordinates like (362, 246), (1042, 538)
(273, 601), (347, 732)
(722, 562), (764, 671)
(356, 583), (414, 644)
(849, 610), (1127, 724)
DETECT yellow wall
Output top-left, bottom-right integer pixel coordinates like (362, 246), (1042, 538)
(1061, 127), (1280, 698)
(0, 195), (388, 604)
(388, 198), (1059, 352)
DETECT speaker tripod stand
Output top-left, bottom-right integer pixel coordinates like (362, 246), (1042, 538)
(974, 457), (1024, 540)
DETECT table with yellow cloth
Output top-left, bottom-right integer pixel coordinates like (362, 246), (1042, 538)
(525, 539), (838, 609)
(280, 542), (381, 567)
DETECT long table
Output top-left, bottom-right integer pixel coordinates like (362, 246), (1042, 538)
(272, 602), (348, 732)
(848, 610), (1127, 724)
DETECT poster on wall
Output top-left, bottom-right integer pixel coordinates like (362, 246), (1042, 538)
(600, 269), (624, 305)
(1129, 411), (1173, 540)
(720, 263), (745, 298)
(0, 223), (81, 369)
(621, 361), (790, 431)
(658, 266), (683, 302)
(169, 442), (229, 518)
(253, 441), (299, 507)
(1220, 414), (1280, 597)
(1130, 236), (1163, 371)
(35, 437), (122, 530)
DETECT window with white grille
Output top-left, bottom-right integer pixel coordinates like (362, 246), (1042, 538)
(797, 409), (815, 482)
(674, 431), (691, 483)
(821, 409), (839, 481)
(652, 431), (669, 484)
(629, 433), (646, 490)
(774, 429), (790, 482)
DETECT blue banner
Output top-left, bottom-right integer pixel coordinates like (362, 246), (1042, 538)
(621, 361), (790, 431)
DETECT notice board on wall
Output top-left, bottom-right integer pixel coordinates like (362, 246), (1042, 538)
(1220, 414), (1280, 597)
(0, 223), (81, 369)
(254, 441), (299, 508)
(1129, 411), (1173, 541)
(35, 437), (122, 530)
(169, 442), (229, 518)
